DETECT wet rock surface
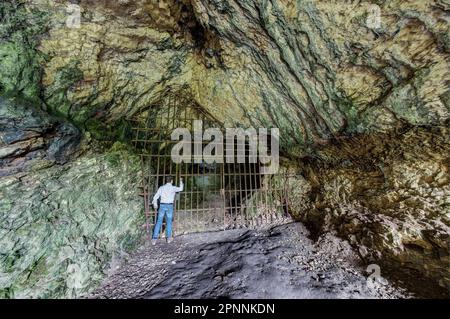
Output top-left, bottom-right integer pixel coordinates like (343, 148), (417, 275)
(89, 223), (409, 299)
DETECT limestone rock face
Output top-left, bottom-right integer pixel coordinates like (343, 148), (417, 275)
(31, 0), (450, 155)
(288, 126), (450, 295)
(189, 0), (449, 152)
(0, 0), (449, 297)
(37, 0), (193, 129)
(0, 139), (143, 298)
(2, 1), (449, 142)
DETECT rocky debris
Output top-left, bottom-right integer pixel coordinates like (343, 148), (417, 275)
(288, 126), (450, 296)
(89, 223), (410, 299)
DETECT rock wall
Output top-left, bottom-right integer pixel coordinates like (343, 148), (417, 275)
(0, 0), (449, 298)
(286, 126), (450, 295)
(0, 145), (143, 298)
(0, 96), (143, 298)
(30, 0), (450, 156)
(1, 2), (144, 298)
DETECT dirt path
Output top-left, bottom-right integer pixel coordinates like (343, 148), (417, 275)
(88, 223), (411, 299)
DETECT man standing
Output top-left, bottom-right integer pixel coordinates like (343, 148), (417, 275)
(151, 176), (184, 245)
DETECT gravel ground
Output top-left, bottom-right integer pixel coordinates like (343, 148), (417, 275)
(88, 223), (411, 299)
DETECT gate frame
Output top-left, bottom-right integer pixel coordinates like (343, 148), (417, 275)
(129, 89), (291, 237)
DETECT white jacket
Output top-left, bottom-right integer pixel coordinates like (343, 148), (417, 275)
(152, 182), (184, 208)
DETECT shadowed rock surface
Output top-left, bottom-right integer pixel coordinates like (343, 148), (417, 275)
(0, 97), (81, 176)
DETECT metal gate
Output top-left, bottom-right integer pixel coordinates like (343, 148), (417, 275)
(130, 89), (290, 237)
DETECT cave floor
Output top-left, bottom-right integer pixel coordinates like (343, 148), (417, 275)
(88, 223), (412, 299)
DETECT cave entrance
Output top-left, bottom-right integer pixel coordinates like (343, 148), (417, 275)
(130, 89), (290, 237)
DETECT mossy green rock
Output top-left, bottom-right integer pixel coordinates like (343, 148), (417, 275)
(0, 1), (49, 103)
(0, 149), (143, 298)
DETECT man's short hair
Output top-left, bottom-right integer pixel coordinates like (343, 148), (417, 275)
(165, 176), (174, 184)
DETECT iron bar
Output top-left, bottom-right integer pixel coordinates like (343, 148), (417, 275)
(130, 89), (292, 237)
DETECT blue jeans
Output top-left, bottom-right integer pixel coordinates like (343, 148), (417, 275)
(152, 204), (173, 239)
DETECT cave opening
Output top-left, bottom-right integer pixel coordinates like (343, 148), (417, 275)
(129, 89), (291, 237)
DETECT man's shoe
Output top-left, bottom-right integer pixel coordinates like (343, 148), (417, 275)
(167, 237), (173, 244)
(151, 239), (157, 246)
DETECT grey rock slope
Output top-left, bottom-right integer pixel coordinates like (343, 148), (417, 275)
(90, 223), (410, 299)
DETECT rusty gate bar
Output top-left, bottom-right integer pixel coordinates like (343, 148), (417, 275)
(129, 89), (292, 237)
